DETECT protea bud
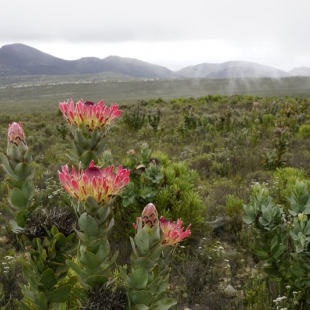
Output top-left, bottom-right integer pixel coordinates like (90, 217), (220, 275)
(7, 122), (28, 159)
(141, 203), (159, 227)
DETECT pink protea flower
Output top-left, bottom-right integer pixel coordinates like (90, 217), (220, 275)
(58, 160), (130, 205)
(7, 122), (27, 151)
(159, 216), (191, 246)
(59, 99), (122, 131)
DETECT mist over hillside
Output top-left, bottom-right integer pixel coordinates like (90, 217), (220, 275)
(176, 61), (290, 79)
(1, 43), (310, 79)
(289, 66), (310, 77)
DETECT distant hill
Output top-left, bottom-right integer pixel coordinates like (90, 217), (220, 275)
(0, 43), (71, 76)
(176, 61), (290, 78)
(289, 66), (310, 77)
(1, 43), (310, 79)
(0, 43), (177, 78)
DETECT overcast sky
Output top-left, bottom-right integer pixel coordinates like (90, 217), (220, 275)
(0, 0), (309, 71)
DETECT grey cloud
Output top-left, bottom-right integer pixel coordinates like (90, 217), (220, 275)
(1, 0), (309, 70)
(1, 0), (308, 43)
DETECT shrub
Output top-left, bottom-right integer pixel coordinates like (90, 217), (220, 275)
(122, 101), (145, 130)
(243, 180), (310, 308)
(298, 124), (310, 139)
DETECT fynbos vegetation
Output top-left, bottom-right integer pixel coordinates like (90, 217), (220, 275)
(1, 93), (310, 309)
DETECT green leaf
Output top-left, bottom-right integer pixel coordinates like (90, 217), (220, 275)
(35, 292), (48, 310)
(65, 149), (80, 165)
(94, 239), (110, 262)
(80, 250), (101, 271)
(84, 196), (101, 212)
(94, 205), (111, 225)
(130, 236), (139, 258)
(148, 278), (161, 293)
(272, 244), (286, 258)
(19, 301), (32, 310)
(130, 290), (152, 306)
(149, 298), (177, 310)
(290, 230), (298, 240)
(46, 284), (71, 303)
(80, 151), (98, 169)
(9, 219), (24, 234)
(106, 218), (114, 233)
(5, 178), (21, 188)
(40, 268), (57, 290)
(75, 230), (89, 242)
(134, 257), (156, 269)
(23, 268), (40, 290)
(290, 265), (304, 277)
(78, 213), (99, 236)
(304, 220), (310, 235)
(71, 287), (88, 301)
(74, 129), (88, 151)
(149, 245), (168, 261)
(134, 228), (150, 256)
(22, 180), (35, 199)
(94, 136), (107, 155)
(9, 187), (29, 210)
(50, 225), (59, 236)
(85, 275), (108, 287)
(54, 233), (67, 248)
(15, 210), (29, 227)
(0, 152), (16, 178)
(66, 260), (85, 277)
(132, 267), (148, 290)
(88, 128), (102, 150)
(14, 162), (35, 181)
(135, 305), (150, 310)
(32, 190), (43, 209)
(24, 148), (33, 163)
(98, 250), (118, 273)
(0, 202), (15, 216)
(242, 215), (254, 225)
(254, 248), (269, 260)
(86, 238), (101, 253)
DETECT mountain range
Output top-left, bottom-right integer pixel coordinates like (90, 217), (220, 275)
(0, 43), (309, 79)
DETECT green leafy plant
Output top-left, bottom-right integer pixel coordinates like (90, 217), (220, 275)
(243, 180), (310, 308)
(123, 101), (146, 130)
(55, 123), (69, 140)
(147, 108), (161, 132)
(261, 126), (291, 170)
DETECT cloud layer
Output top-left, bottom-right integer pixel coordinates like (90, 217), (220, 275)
(1, 0), (309, 70)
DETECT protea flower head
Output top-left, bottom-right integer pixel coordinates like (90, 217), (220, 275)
(58, 160), (130, 205)
(159, 216), (191, 246)
(59, 99), (122, 131)
(7, 122), (28, 152)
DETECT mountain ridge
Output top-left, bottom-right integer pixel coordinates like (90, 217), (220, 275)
(0, 43), (309, 79)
